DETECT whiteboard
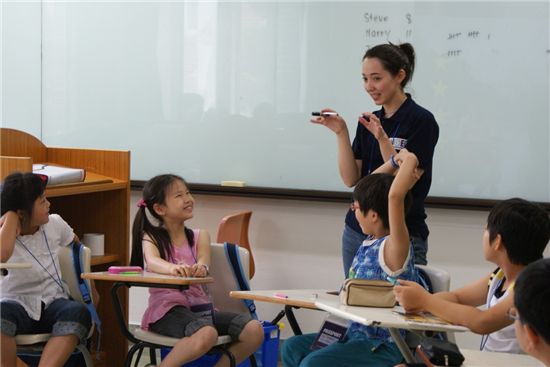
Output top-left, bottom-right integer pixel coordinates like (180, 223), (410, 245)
(5, 1), (550, 201)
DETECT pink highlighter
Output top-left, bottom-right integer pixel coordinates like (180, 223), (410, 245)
(108, 266), (143, 274)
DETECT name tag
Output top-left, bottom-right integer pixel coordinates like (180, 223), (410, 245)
(390, 137), (407, 150)
(190, 303), (215, 324)
(311, 315), (348, 350)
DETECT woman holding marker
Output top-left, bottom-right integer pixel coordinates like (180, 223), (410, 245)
(311, 42), (439, 274)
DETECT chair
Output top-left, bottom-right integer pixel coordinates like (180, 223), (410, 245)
(11, 245), (95, 367)
(217, 211), (255, 279)
(127, 243), (256, 367)
(416, 264), (451, 293)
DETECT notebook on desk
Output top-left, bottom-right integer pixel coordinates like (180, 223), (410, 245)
(33, 164), (86, 186)
(393, 306), (466, 331)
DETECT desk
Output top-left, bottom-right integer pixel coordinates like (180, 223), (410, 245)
(230, 289), (336, 335)
(82, 271), (213, 366)
(0, 262), (32, 276)
(0, 263), (32, 269)
(315, 296), (467, 363)
(231, 289), (468, 364)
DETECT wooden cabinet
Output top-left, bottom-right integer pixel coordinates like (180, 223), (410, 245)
(1, 128), (130, 366)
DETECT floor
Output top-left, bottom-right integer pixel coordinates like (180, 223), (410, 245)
(131, 348), (283, 367)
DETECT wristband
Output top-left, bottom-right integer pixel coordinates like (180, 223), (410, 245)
(389, 155), (399, 169)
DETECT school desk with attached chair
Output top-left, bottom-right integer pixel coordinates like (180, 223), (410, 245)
(81, 271), (213, 367)
(82, 242), (257, 367)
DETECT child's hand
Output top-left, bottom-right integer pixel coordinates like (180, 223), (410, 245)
(393, 279), (430, 313)
(189, 263), (208, 277)
(359, 112), (386, 141)
(394, 148), (415, 165)
(170, 264), (193, 277)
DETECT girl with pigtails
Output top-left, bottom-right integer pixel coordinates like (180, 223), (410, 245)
(130, 174), (263, 367)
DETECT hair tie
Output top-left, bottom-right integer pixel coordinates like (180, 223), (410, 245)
(137, 198), (147, 208)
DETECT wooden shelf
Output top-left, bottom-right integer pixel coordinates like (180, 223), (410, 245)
(45, 172), (127, 197)
(91, 254), (120, 267)
(1, 128), (130, 367)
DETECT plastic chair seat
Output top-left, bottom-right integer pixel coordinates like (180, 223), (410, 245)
(8, 245), (95, 367)
(133, 328), (232, 347)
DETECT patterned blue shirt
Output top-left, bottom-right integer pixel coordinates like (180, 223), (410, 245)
(346, 236), (420, 343)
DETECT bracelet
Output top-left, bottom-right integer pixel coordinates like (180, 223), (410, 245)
(389, 155), (399, 169)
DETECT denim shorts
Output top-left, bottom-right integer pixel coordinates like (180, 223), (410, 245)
(0, 298), (92, 344)
(149, 306), (253, 340)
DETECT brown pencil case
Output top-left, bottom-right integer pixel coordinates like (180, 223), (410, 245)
(340, 279), (396, 307)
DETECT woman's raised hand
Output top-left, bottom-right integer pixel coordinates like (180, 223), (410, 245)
(359, 112), (386, 140)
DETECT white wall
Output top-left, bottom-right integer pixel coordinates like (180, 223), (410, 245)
(127, 191), (550, 350)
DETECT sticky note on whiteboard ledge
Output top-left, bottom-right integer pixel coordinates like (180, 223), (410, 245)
(221, 180), (247, 187)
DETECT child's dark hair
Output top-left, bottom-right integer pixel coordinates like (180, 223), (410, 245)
(130, 174), (194, 267)
(0, 172), (47, 224)
(352, 173), (413, 229)
(486, 198), (550, 265)
(363, 42), (415, 89)
(514, 258), (550, 344)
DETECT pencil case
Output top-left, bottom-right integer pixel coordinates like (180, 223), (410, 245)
(107, 266), (143, 274)
(340, 278), (396, 308)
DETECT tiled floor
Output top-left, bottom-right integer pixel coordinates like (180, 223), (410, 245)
(131, 348), (283, 367)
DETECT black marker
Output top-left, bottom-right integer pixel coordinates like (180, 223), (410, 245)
(312, 112), (338, 117)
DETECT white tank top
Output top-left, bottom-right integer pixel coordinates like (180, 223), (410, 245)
(482, 268), (523, 354)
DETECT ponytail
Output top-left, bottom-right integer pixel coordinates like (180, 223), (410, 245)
(363, 42), (416, 89)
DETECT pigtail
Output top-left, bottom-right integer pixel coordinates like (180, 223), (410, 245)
(130, 199), (174, 266)
(130, 205), (147, 267)
(184, 227), (195, 247)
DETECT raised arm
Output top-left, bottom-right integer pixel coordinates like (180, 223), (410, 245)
(359, 112), (396, 162)
(0, 211), (21, 262)
(383, 150), (422, 271)
(311, 109), (361, 187)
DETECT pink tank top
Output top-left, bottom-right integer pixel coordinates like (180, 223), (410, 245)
(141, 229), (210, 330)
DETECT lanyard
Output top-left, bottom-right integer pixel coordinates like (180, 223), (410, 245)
(16, 229), (65, 292)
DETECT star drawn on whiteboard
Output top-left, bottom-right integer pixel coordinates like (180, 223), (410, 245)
(433, 80), (448, 96)
(434, 57), (449, 71)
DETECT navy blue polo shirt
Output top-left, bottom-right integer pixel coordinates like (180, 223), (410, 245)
(345, 94), (439, 240)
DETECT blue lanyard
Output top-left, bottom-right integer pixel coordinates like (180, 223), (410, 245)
(16, 229), (64, 291)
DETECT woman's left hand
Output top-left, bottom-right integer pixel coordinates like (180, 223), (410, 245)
(359, 112), (386, 141)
